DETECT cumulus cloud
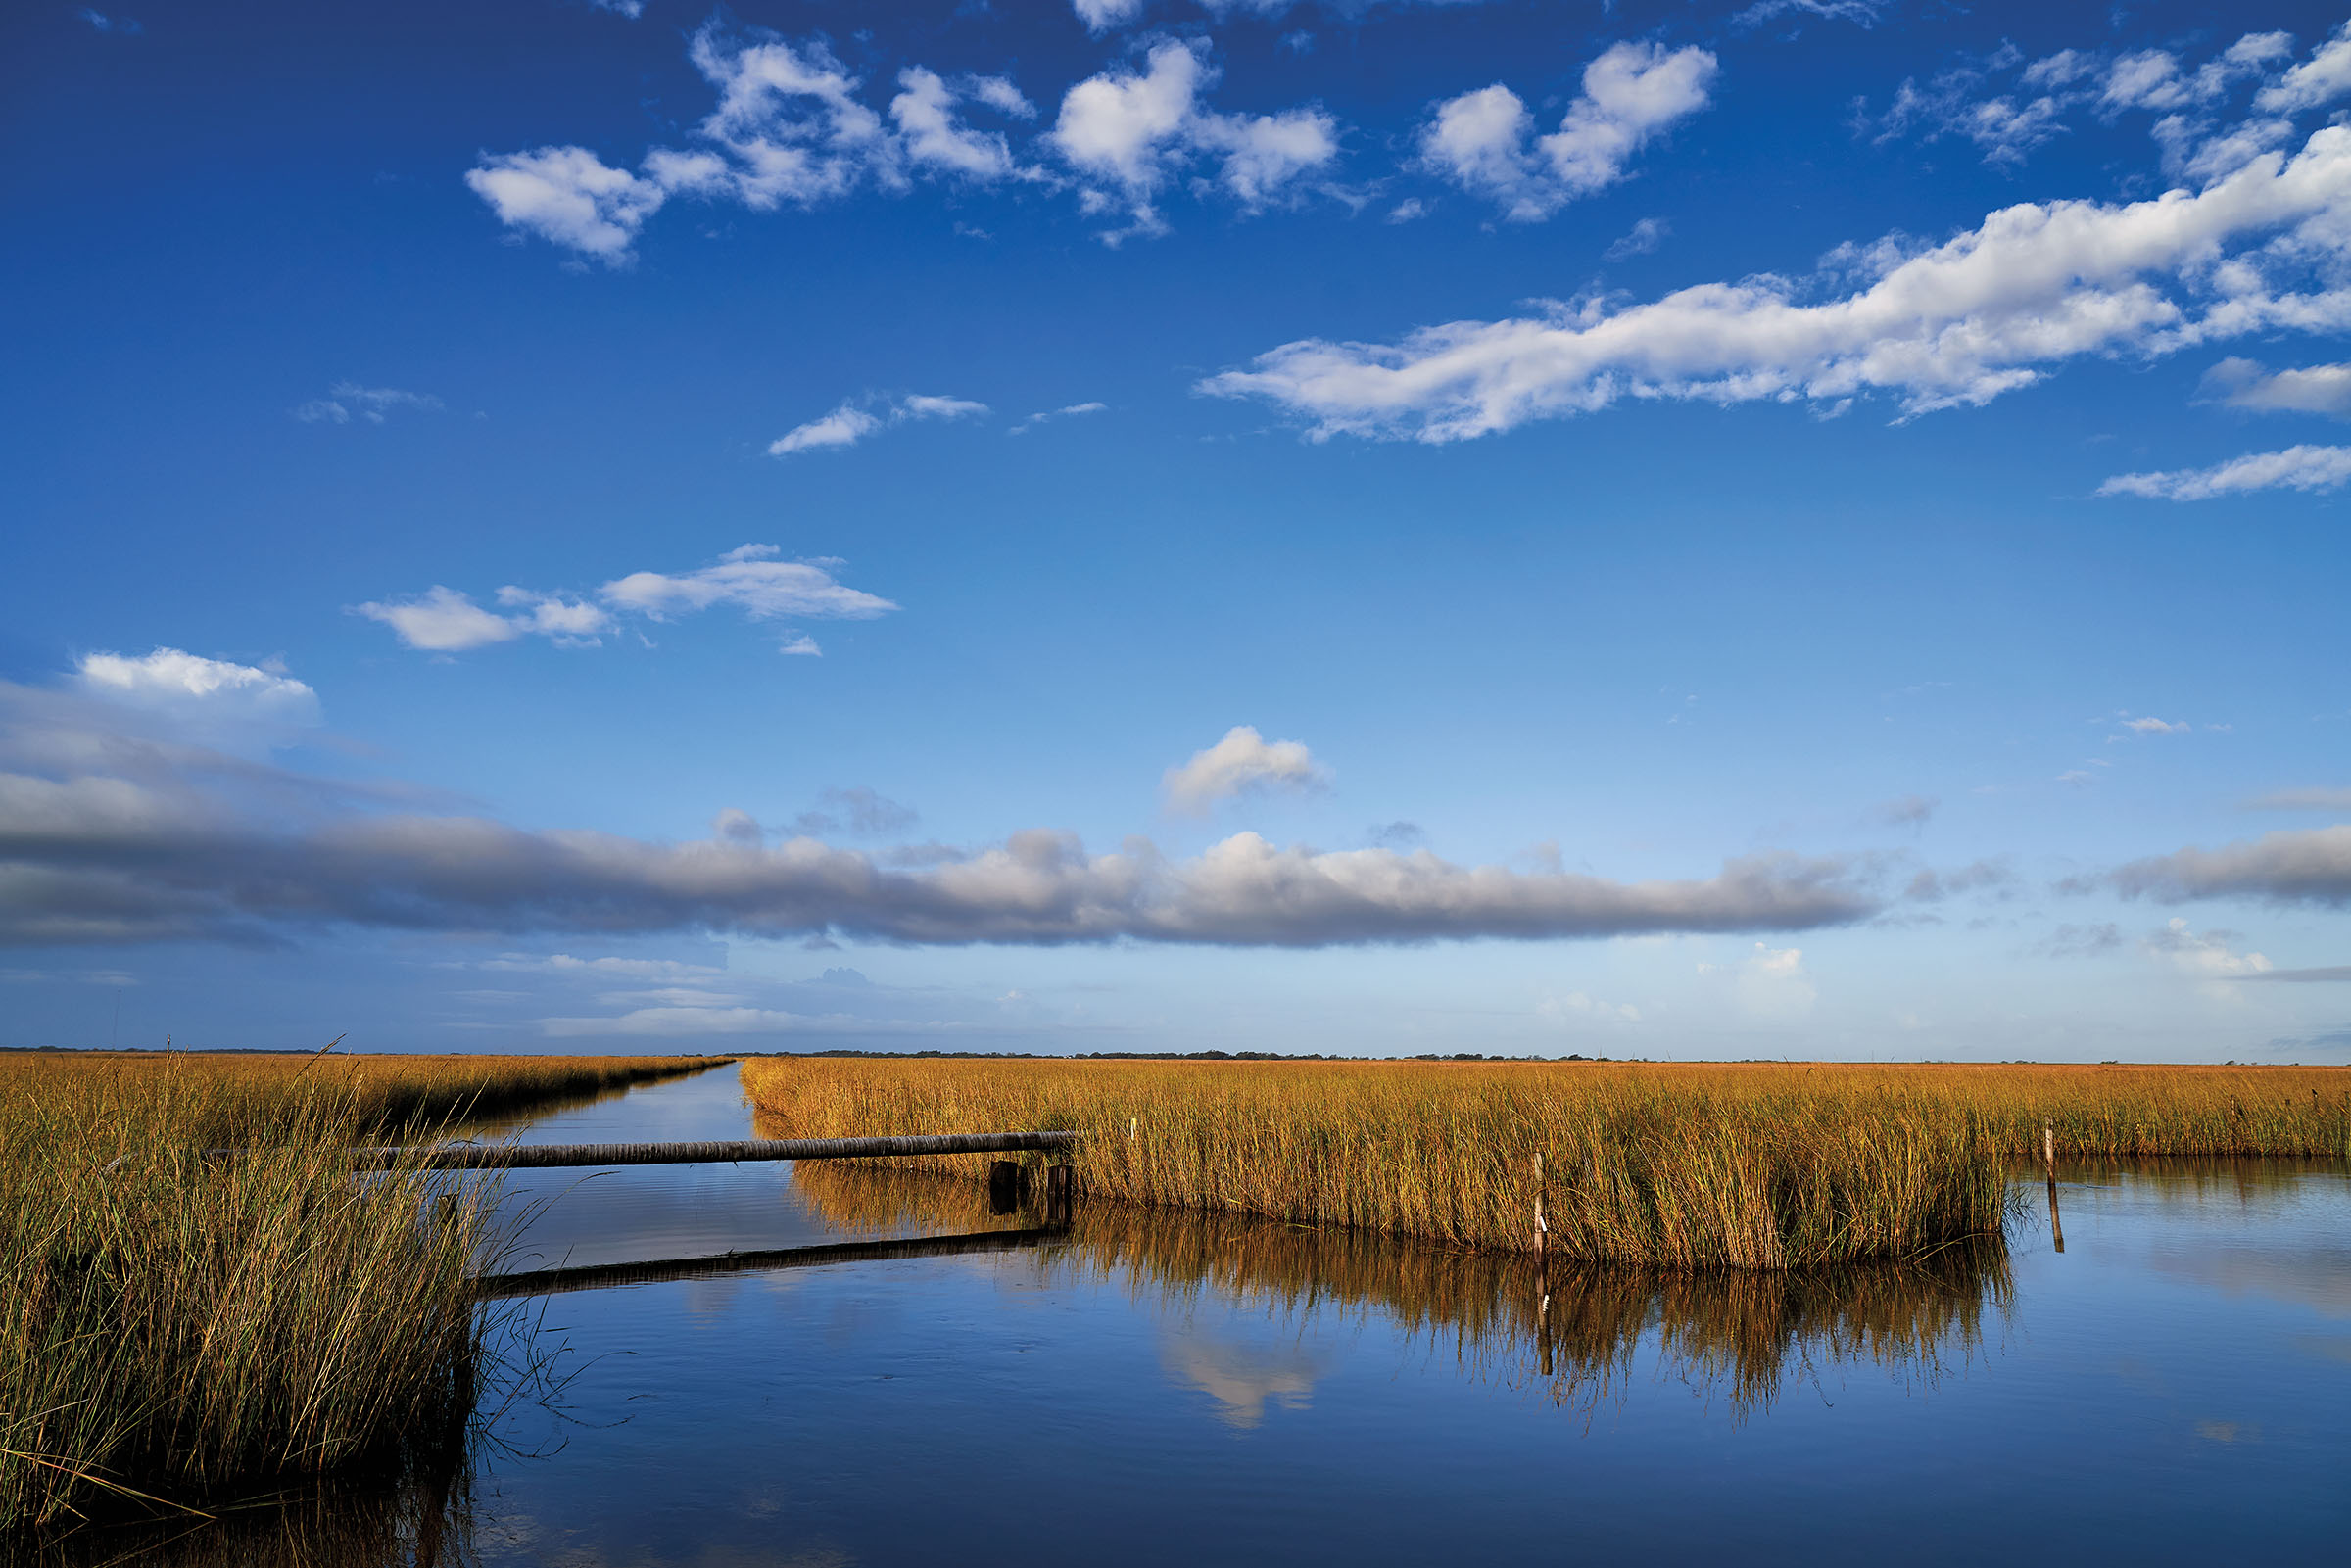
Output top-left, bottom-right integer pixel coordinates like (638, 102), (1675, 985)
(2255, 22), (2351, 114)
(2107, 826), (2351, 907)
(353, 586), (524, 652)
(1163, 726), (1331, 816)
(2142, 917), (2273, 980)
(74, 650), (320, 728)
(465, 146), (668, 263)
(2200, 356), (2351, 416)
(469, 24), (1330, 259)
(770, 393), (987, 455)
(291, 383), (443, 425)
(1072, 0), (1147, 34)
(1417, 43), (1715, 221)
(0, 689), (1889, 949)
(359, 546), (894, 653)
(1051, 38), (1338, 237)
(1206, 121), (2351, 442)
(2098, 445), (2351, 500)
(890, 68), (1036, 181)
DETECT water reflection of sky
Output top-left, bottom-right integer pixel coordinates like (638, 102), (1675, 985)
(100, 1068), (2351, 1566)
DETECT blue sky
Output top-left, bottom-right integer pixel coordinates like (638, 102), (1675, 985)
(5, 0), (2349, 1059)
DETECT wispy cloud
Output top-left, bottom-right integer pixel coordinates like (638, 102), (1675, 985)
(1009, 401), (1107, 434)
(291, 383), (443, 425)
(1208, 112), (2351, 442)
(356, 545), (894, 654)
(2201, 356), (2351, 417)
(770, 393), (988, 455)
(2099, 445), (2351, 500)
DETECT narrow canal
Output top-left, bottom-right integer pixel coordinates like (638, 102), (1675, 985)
(134, 1063), (2351, 1564)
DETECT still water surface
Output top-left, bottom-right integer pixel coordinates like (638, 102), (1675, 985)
(150, 1065), (2351, 1562)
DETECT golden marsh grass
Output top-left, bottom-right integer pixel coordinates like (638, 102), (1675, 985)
(744, 1058), (2350, 1269)
(0, 1050), (726, 1536)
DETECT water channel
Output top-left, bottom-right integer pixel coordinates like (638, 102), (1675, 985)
(121, 1063), (2351, 1564)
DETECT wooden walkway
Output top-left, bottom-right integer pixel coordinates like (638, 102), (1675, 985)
(360, 1129), (1080, 1170)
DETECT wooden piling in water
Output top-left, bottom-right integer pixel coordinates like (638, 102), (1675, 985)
(2041, 1119), (2065, 1254)
(987, 1160), (1021, 1214)
(1044, 1164), (1076, 1227)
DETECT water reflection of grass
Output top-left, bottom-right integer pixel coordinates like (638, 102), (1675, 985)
(792, 1162), (2010, 1420)
(0, 1051), (725, 1539)
(744, 1059), (2349, 1268)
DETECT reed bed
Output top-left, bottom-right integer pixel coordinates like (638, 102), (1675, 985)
(0, 1051), (726, 1537)
(744, 1058), (2029, 1268)
(744, 1059), (2349, 1270)
(792, 1161), (2009, 1419)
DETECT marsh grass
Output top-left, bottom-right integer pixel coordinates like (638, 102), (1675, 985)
(744, 1059), (2349, 1269)
(0, 1051), (726, 1536)
(792, 1161), (2009, 1419)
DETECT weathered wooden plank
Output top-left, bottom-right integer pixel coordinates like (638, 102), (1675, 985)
(342, 1129), (1081, 1170)
(471, 1227), (1065, 1300)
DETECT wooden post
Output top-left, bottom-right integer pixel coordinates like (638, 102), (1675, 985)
(1044, 1164), (1075, 1227)
(1532, 1150), (1547, 1259)
(987, 1160), (1020, 1215)
(2041, 1120), (2065, 1254)
(1533, 1148), (1553, 1376)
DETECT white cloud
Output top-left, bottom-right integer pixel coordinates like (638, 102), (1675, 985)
(354, 586), (524, 652)
(890, 67), (1030, 181)
(1733, 0), (1886, 27)
(1417, 43), (1716, 221)
(74, 649), (320, 727)
(1050, 38), (1338, 236)
(360, 547), (894, 654)
(1385, 197), (1427, 224)
(2098, 445), (2351, 500)
(2143, 917), (2273, 981)
(1874, 31), (2297, 173)
(464, 146), (668, 264)
(292, 382), (443, 425)
(77, 9), (141, 34)
(2119, 714), (2190, 734)
(589, 0), (645, 16)
(1010, 401), (1108, 433)
(2255, 22), (2351, 114)
(1604, 216), (1669, 261)
(1072, 0), (1148, 35)
(471, 24), (1342, 259)
(769, 405), (882, 454)
(1206, 123), (2351, 443)
(600, 545), (898, 621)
(2201, 356), (2351, 416)
(1163, 726), (1331, 816)
(1700, 941), (1817, 1018)
(768, 393), (989, 456)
